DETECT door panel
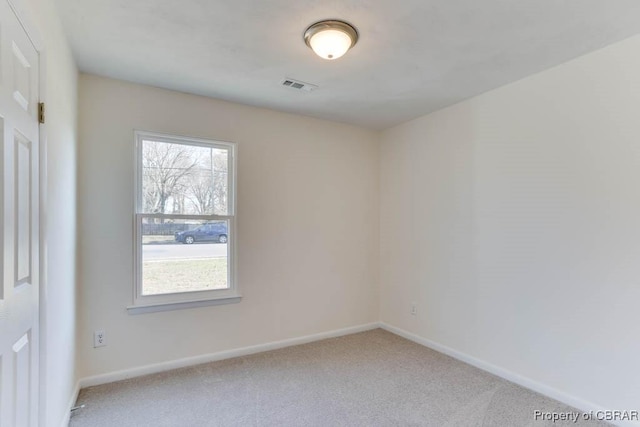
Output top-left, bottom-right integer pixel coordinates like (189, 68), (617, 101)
(0, 1), (40, 426)
(11, 41), (32, 113)
(15, 133), (31, 286)
(12, 332), (31, 427)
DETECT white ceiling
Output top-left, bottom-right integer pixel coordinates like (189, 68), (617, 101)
(56, 0), (640, 130)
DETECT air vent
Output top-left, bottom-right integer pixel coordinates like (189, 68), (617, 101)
(281, 78), (318, 92)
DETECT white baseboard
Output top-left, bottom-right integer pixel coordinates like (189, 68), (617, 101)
(79, 322), (379, 389)
(59, 381), (80, 427)
(379, 322), (639, 427)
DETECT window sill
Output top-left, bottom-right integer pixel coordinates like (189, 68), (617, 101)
(127, 294), (242, 315)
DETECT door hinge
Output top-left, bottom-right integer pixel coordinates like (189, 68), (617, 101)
(38, 102), (45, 124)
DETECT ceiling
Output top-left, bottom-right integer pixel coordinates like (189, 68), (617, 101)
(55, 0), (640, 130)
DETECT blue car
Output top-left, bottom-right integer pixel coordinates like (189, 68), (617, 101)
(175, 222), (228, 244)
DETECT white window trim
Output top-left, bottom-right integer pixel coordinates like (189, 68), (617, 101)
(128, 131), (240, 314)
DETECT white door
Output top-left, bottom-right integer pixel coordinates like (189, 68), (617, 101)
(0, 0), (41, 426)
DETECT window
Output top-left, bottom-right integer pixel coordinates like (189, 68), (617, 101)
(130, 131), (238, 313)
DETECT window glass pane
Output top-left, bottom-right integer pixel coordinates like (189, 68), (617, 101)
(141, 140), (229, 215)
(141, 217), (229, 295)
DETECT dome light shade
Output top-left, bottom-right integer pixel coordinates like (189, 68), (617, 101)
(304, 20), (358, 60)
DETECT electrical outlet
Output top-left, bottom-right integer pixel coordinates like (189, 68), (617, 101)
(410, 303), (417, 316)
(94, 330), (106, 348)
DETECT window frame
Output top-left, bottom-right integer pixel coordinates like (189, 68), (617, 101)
(129, 131), (239, 314)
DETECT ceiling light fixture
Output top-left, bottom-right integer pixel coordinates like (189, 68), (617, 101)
(304, 20), (359, 60)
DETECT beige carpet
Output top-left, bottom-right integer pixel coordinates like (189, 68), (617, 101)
(70, 329), (609, 427)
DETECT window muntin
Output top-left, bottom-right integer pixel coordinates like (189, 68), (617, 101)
(133, 132), (237, 309)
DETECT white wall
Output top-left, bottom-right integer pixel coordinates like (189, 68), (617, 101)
(380, 35), (640, 412)
(11, 0), (79, 425)
(77, 74), (379, 378)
